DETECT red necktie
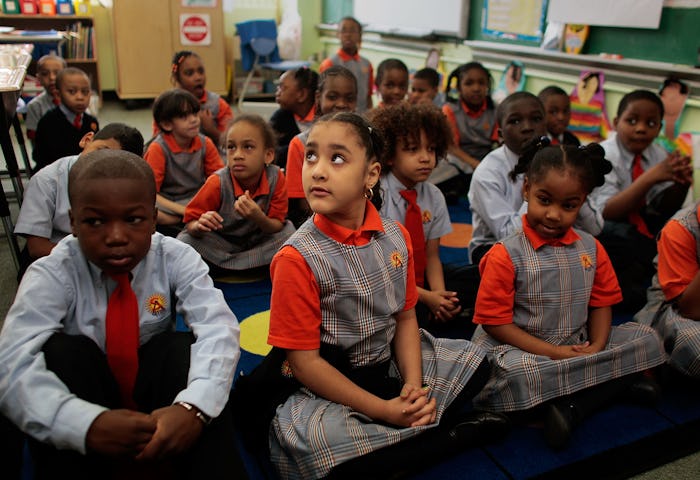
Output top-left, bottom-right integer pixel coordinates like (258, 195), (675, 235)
(105, 273), (140, 408)
(629, 154), (653, 238)
(73, 113), (82, 129)
(550, 137), (559, 145)
(399, 189), (426, 287)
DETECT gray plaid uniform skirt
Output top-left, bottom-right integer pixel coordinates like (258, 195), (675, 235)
(177, 220), (295, 270)
(269, 329), (486, 480)
(471, 322), (665, 412)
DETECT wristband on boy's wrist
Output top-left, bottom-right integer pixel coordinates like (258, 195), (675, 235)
(175, 401), (212, 425)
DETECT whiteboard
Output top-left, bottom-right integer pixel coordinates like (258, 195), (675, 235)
(547, 0), (664, 29)
(353, 0), (469, 38)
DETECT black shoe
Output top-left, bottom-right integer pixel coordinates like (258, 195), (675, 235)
(544, 402), (578, 450)
(449, 411), (510, 446)
(626, 376), (661, 407)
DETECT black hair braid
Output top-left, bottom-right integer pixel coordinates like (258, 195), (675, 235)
(581, 143), (612, 189)
(509, 136), (550, 182)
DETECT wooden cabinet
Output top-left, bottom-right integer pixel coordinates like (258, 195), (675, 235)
(112, 0), (227, 100)
(0, 13), (100, 94)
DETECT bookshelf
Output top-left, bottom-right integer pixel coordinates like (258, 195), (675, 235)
(0, 14), (100, 94)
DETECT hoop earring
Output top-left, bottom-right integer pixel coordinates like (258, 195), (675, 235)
(364, 186), (374, 200)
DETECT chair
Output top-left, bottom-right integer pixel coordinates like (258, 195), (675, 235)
(235, 19), (309, 111)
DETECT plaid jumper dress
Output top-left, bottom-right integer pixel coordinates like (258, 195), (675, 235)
(635, 203), (700, 377)
(153, 133), (208, 210)
(472, 228), (665, 412)
(270, 217), (486, 480)
(177, 164), (295, 270)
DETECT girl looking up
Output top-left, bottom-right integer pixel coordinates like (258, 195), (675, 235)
(178, 114), (295, 274)
(472, 143), (665, 449)
(266, 112), (506, 480)
(285, 65), (358, 226)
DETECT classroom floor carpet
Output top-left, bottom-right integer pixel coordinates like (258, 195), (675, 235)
(222, 197), (700, 479)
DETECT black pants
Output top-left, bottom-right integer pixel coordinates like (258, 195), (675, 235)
(417, 263), (481, 339)
(26, 331), (247, 480)
(597, 221), (657, 314)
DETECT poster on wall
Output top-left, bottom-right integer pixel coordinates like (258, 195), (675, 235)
(482, 0), (549, 42)
(180, 14), (212, 46)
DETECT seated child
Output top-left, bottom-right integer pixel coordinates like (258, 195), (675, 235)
(409, 67), (441, 106)
(285, 65), (358, 227)
(34, 67), (99, 171)
(269, 67), (319, 168)
(374, 58), (409, 108)
(15, 122), (144, 265)
(178, 114), (295, 273)
(590, 89), (693, 312)
(0, 150), (245, 478)
(371, 102), (472, 329)
(166, 50), (234, 146)
(24, 54), (66, 144)
(144, 88), (224, 228)
(430, 62), (498, 203)
(469, 92), (603, 266)
(635, 200), (700, 379)
(538, 85), (581, 146)
(266, 112), (506, 479)
(319, 16), (373, 112)
(472, 143), (665, 449)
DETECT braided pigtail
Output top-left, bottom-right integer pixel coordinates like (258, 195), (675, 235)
(509, 136), (550, 182)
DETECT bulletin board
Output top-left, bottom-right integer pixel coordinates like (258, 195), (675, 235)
(481, 0), (548, 43)
(468, 2), (700, 66)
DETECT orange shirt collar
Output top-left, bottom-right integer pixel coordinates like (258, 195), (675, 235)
(461, 99), (487, 119)
(197, 90), (209, 104)
(294, 104), (316, 123)
(232, 167), (270, 197)
(162, 132), (202, 153)
(313, 201), (384, 245)
(521, 214), (580, 249)
(336, 48), (360, 62)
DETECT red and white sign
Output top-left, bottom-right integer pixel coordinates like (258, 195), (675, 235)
(180, 14), (212, 46)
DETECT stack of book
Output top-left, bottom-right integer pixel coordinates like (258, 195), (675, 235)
(62, 21), (93, 59)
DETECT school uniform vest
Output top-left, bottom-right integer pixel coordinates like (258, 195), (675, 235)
(672, 203), (700, 263)
(444, 102), (497, 161)
(154, 133), (208, 202)
(216, 164), (280, 248)
(329, 53), (371, 112)
(201, 91), (221, 118)
(502, 228), (598, 338)
(286, 217), (408, 367)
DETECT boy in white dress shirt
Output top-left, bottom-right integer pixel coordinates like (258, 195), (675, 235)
(0, 150), (247, 478)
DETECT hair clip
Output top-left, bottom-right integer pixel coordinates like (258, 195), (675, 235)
(368, 126), (373, 133)
(172, 54), (188, 73)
